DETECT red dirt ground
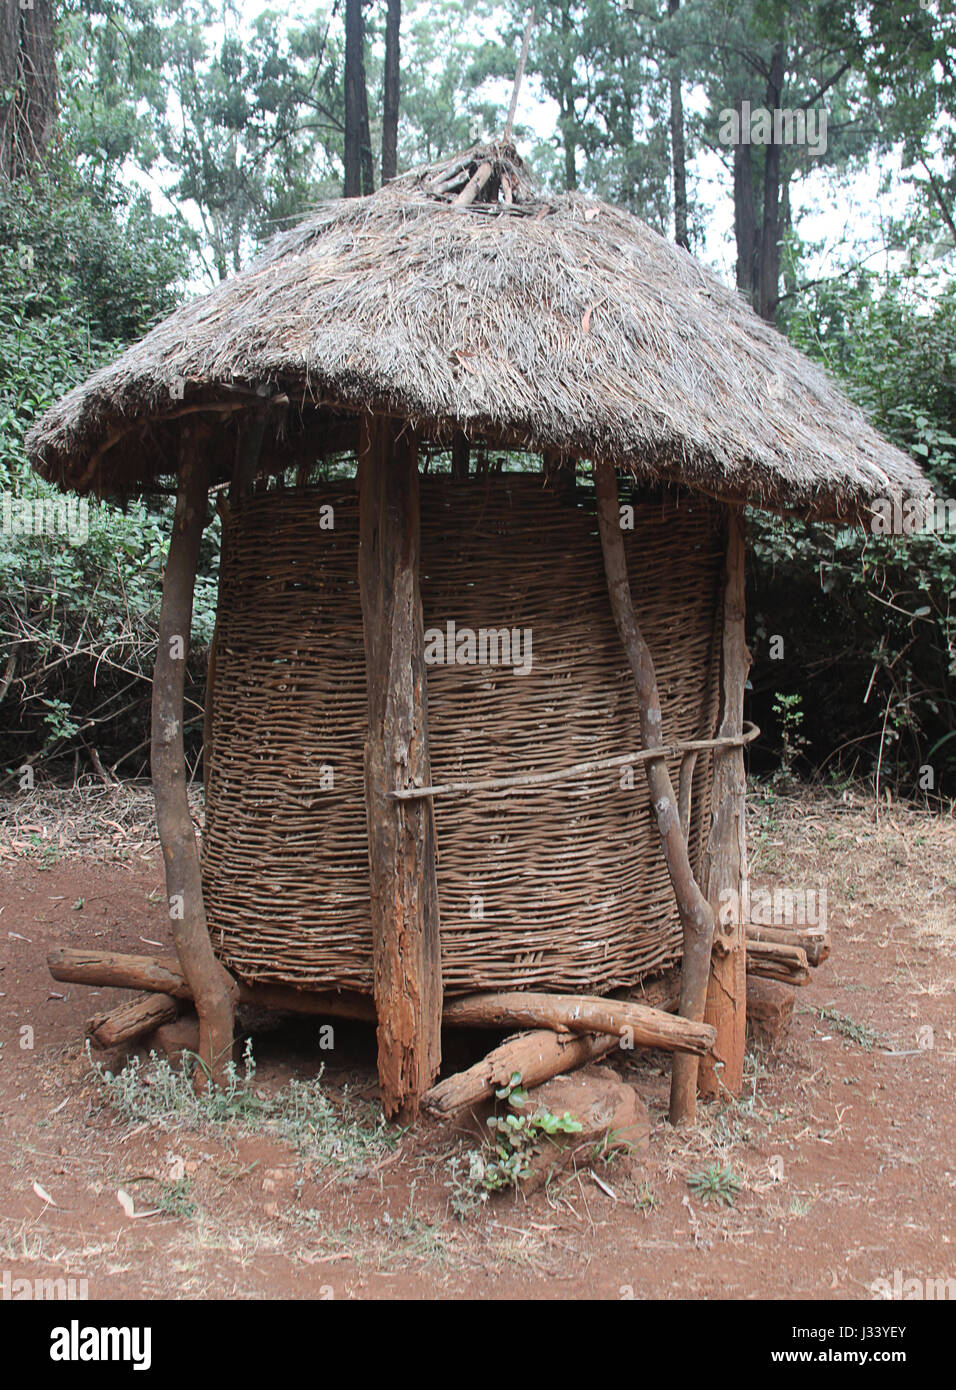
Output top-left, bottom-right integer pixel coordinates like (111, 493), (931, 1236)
(0, 787), (953, 1300)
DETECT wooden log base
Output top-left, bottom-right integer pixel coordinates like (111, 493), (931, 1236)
(50, 951), (709, 1052)
(745, 922), (830, 968)
(423, 1030), (616, 1116)
(443, 991), (716, 1057)
(746, 978), (794, 1048)
(88, 993), (182, 1050)
(50, 948), (377, 1021)
(745, 940), (811, 986)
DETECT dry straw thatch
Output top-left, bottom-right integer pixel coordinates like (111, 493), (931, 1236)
(27, 145), (926, 518)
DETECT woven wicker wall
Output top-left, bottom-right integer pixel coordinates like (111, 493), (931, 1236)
(202, 475), (724, 996)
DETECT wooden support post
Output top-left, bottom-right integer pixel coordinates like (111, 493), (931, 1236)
(358, 416), (443, 1121)
(451, 431), (470, 480)
(593, 461), (717, 1125)
(699, 506), (751, 1099)
(152, 430), (237, 1088)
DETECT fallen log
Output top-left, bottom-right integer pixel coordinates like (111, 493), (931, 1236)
(88, 993), (181, 1049)
(745, 923), (829, 967)
(745, 940), (811, 986)
(423, 1030), (617, 1116)
(443, 991), (716, 1057)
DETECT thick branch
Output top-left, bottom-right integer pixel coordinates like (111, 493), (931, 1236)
(151, 432), (236, 1087)
(593, 461), (716, 1124)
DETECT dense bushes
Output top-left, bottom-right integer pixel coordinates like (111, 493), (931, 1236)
(751, 269), (956, 797)
(0, 158), (212, 782)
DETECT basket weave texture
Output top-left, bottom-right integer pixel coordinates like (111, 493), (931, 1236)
(202, 475), (724, 995)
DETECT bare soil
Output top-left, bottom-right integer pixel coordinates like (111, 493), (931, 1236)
(0, 784), (953, 1301)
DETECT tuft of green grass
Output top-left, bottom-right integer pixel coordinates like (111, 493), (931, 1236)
(687, 1163), (741, 1207)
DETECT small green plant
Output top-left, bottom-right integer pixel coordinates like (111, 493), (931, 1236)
(772, 691), (807, 783)
(88, 1040), (393, 1171)
(687, 1163), (741, 1207)
(25, 835), (60, 869)
(152, 1176), (197, 1219)
(446, 1072), (582, 1214)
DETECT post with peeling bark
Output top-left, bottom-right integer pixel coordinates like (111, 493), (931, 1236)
(358, 416), (443, 1121)
(699, 507), (751, 1098)
(593, 460), (716, 1124)
(151, 428), (237, 1087)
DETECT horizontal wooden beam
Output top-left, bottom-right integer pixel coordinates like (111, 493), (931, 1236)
(443, 991), (716, 1057)
(51, 951), (693, 1044)
(49, 947), (376, 1021)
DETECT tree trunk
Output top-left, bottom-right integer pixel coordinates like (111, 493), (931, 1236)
(343, 0), (363, 197)
(733, 95), (757, 303)
(593, 462), (717, 1124)
(558, 0), (577, 191)
(359, 19), (375, 196)
(757, 42), (785, 323)
(381, 0), (401, 183)
(667, 0), (689, 250)
(0, 0), (56, 180)
(358, 416), (442, 1121)
(698, 507), (750, 1099)
(151, 432), (237, 1088)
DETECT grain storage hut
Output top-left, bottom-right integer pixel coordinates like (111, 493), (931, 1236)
(27, 146), (926, 1123)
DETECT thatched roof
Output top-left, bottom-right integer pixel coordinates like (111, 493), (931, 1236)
(26, 144), (926, 520)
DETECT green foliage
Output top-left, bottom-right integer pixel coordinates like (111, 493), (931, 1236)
(751, 261), (956, 796)
(89, 1039), (394, 1168)
(448, 1071), (583, 1212)
(811, 1006), (882, 1052)
(771, 691), (807, 784)
(0, 149), (202, 778)
(687, 1163), (741, 1207)
(1, 0), (953, 795)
